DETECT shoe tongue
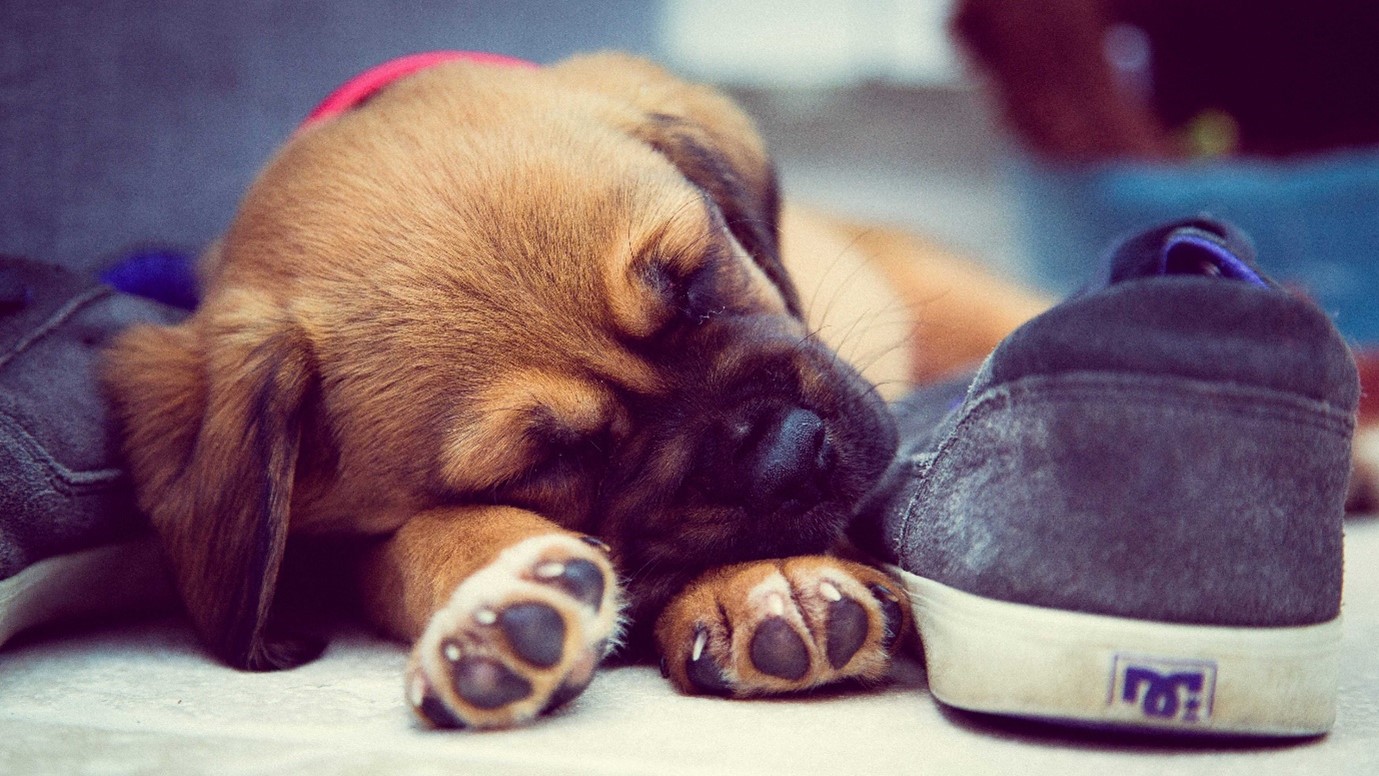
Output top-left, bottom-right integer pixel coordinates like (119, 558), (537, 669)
(1099, 217), (1272, 290)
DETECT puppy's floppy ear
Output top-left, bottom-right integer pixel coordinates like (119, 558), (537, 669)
(553, 53), (802, 317)
(637, 113), (796, 309)
(103, 297), (323, 671)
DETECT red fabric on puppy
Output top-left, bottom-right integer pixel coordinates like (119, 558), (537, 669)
(301, 51), (537, 130)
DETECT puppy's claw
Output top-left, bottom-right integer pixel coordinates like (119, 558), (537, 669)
(408, 672), (467, 729)
(685, 627), (732, 696)
(579, 535), (612, 554)
(543, 558), (605, 610)
(766, 593), (786, 616)
(691, 627), (708, 661)
(868, 583), (904, 651)
(443, 639), (462, 662)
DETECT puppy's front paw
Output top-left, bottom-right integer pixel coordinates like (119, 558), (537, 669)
(656, 556), (908, 697)
(406, 534), (621, 729)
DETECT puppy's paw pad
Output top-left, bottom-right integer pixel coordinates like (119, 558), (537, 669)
(497, 603), (566, 668)
(749, 615), (809, 680)
(658, 557), (910, 697)
(450, 655), (534, 709)
(823, 590), (869, 669)
(407, 534), (622, 729)
(535, 558), (606, 610)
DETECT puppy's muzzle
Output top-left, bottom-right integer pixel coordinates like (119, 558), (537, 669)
(725, 406), (833, 513)
(697, 398), (838, 518)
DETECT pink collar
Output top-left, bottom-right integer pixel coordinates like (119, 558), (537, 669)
(301, 51), (537, 130)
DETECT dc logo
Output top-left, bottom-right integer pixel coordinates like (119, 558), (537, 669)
(1109, 656), (1217, 723)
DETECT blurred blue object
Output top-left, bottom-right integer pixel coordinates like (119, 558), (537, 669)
(1015, 147), (1379, 343)
(100, 249), (200, 311)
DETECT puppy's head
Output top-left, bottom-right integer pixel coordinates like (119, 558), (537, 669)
(105, 54), (897, 666)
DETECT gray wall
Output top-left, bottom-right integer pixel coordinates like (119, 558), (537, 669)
(0, 1), (660, 272)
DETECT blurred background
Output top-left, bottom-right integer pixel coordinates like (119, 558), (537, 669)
(0, 0), (1015, 277)
(4, 0), (1377, 340)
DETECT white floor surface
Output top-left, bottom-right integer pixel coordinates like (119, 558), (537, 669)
(2, 518), (1376, 776)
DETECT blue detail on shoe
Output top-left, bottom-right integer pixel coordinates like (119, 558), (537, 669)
(1111, 655), (1217, 723)
(1092, 217), (1276, 292)
(1160, 230), (1268, 287)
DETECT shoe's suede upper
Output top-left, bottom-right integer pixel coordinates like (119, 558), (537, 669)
(991, 219), (1358, 409)
(0, 256), (184, 580)
(861, 218), (1359, 627)
(991, 278), (1359, 409)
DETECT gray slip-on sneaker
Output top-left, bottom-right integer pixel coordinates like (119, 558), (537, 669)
(856, 218), (1359, 736)
(0, 255), (184, 646)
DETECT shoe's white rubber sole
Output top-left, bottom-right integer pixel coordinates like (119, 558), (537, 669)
(0, 538), (173, 648)
(891, 566), (1341, 736)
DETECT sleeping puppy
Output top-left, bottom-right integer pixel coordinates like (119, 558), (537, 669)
(102, 52), (1044, 729)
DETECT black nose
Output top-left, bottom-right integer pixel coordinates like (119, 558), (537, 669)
(741, 407), (832, 511)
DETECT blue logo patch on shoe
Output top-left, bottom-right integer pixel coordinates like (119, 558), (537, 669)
(1109, 655), (1217, 723)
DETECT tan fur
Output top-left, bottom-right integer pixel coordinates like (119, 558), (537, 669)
(103, 52), (1042, 725)
(780, 205), (1050, 390)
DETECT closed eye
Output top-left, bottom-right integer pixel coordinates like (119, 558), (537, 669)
(642, 245), (730, 331)
(676, 262), (724, 324)
(521, 424), (612, 483)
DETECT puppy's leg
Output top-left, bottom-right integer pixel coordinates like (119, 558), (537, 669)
(655, 556), (909, 696)
(359, 506), (621, 729)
